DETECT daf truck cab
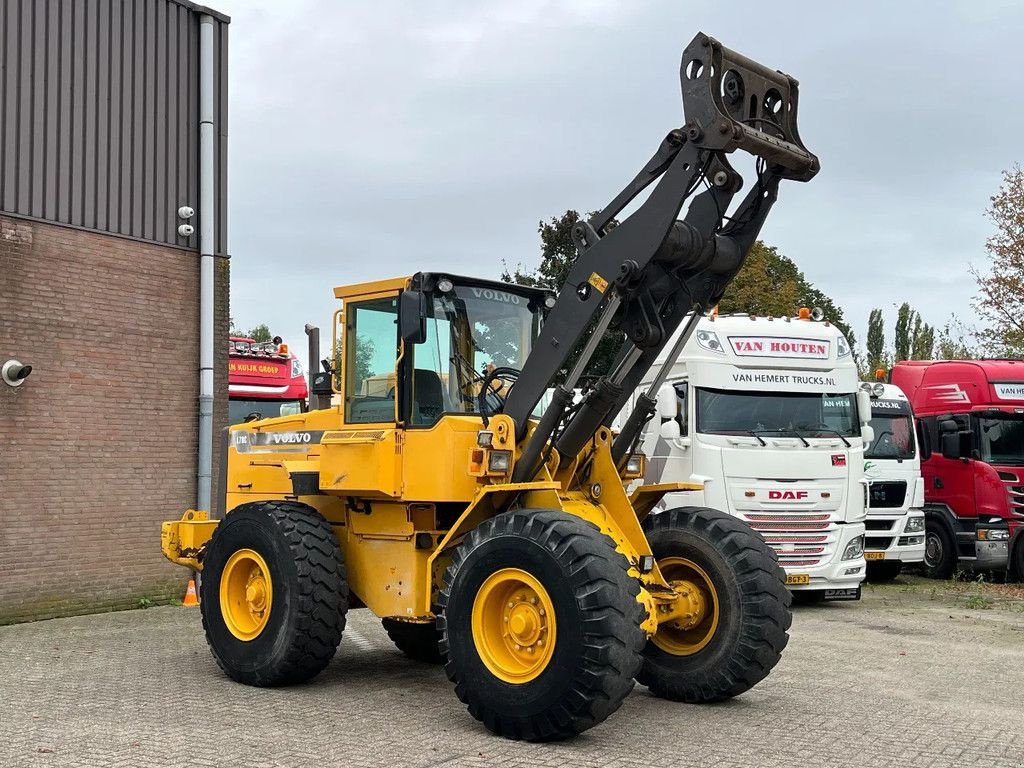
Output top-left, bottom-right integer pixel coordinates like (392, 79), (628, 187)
(860, 380), (926, 580)
(627, 310), (871, 601)
(892, 359), (1024, 580)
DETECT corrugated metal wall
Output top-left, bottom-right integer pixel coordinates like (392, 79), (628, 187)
(0, 0), (228, 255)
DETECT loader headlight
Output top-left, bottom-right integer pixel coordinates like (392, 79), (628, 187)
(622, 453), (646, 480)
(696, 329), (724, 353)
(904, 516), (925, 533)
(842, 535), (865, 561)
(488, 450), (512, 474)
(476, 430), (494, 448)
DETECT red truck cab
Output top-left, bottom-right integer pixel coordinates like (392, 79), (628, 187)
(891, 360), (1024, 580)
(228, 336), (308, 425)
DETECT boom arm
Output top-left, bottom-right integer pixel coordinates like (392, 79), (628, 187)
(503, 32), (819, 482)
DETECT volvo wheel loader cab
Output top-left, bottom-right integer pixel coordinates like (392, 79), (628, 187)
(162, 31), (819, 741)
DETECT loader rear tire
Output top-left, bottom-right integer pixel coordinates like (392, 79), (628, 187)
(381, 618), (444, 663)
(438, 509), (646, 741)
(637, 506), (791, 703)
(200, 501), (348, 687)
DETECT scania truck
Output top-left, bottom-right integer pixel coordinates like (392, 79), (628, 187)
(860, 379), (926, 580)
(228, 336), (308, 425)
(891, 359), (1024, 580)
(626, 309), (871, 601)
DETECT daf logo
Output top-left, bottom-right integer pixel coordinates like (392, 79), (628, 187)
(268, 432), (313, 445)
(471, 287), (521, 305)
(768, 490), (809, 500)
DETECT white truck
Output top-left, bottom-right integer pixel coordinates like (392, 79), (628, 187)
(860, 380), (926, 580)
(625, 310), (871, 601)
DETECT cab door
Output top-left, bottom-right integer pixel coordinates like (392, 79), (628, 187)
(319, 292), (404, 498)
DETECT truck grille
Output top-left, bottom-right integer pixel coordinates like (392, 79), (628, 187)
(1000, 471), (1024, 513)
(867, 481), (906, 509)
(742, 512), (837, 567)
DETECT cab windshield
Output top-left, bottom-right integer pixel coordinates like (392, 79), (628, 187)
(696, 388), (860, 438)
(229, 398), (303, 425)
(866, 414), (915, 460)
(412, 282), (544, 423)
(978, 413), (1024, 466)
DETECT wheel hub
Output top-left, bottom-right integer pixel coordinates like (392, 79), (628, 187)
(472, 568), (556, 682)
(925, 533), (941, 567)
(651, 557), (720, 656)
(220, 548), (274, 642)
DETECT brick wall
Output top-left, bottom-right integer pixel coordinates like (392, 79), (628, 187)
(0, 215), (229, 624)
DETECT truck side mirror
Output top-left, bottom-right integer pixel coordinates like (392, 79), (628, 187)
(861, 424), (875, 447)
(659, 419), (681, 439)
(399, 290), (427, 344)
(656, 384), (677, 420)
(939, 418), (962, 460)
(856, 390), (872, 427)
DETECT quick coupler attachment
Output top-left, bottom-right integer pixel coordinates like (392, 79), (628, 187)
(680, 32), (819, 181)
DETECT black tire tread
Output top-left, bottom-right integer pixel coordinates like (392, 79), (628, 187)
(437, 509), (646, 741)
(201, 500), (347, 687)
(637, 505), (791, 703)
(381, 618), (444, 663)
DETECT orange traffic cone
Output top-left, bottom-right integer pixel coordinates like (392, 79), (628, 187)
(183, 578), (199, 607)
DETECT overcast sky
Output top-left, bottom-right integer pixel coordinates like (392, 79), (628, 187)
(213, 0), (1023, 368)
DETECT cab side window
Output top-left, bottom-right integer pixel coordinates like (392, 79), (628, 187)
(673, 381), (689, 436)
(345, 298), (399, 424)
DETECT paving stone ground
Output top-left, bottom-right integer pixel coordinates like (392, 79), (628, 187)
(1, 581), (1022, 768)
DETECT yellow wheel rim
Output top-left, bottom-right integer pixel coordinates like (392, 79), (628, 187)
(652, 557), (720, 656)
(471, 568), (557, 684)
(220, 548), (273, 642)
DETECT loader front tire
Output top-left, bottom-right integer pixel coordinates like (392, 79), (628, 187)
(381, 618), (444, 663)
(637, 506), (791, 703)
(438, 509), (646, 741)
(200, 501), (348, 687)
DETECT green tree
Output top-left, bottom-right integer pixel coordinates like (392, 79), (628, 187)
(503, 210), (624, 376)
(935, 314), (978, 360)
(866, 308), (886, 374)
(228, 319), (273, 342)
(971, 165), (1024, 356)
(719, 241), (858, 361)
(894, 302), (914, 362)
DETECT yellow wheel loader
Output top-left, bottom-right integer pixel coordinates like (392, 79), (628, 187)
(162, 32), (819, 741)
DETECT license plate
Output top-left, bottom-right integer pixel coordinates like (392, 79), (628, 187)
(785, 574), (811, 585)
(865, 551), (885, 561)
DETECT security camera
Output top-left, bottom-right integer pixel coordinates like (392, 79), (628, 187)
(177, 223), (195, 237)
(177, 205), (195, 219)
(2, 359), (33, 387)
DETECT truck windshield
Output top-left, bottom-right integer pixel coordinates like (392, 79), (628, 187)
(414, 282), (544, 418)
(866, 414), (915, 460)
(229, 398), (304, 425)
(978, 413), (1024, 465)
(696, 388), (860, 438)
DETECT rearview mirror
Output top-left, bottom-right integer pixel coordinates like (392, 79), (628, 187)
(656, 384), (678, 420)
(939, 418), (965, 460)
(659, 419), (681, 439)
(861, 424), (875, 447)
(399, 290), (427, 344)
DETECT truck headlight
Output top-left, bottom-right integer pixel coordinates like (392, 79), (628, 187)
(842, 535), (864, 561)
(905, 516), (925, 533)
(978, 528), (1010, 541)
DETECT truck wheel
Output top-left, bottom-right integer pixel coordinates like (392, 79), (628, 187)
(200, 501), (348, 686)
(923, 520), (956, 579)
(382, 618), (444, 663)
(866, 561), (902, 582)
(438, 509), (645, 741)
(1010, 538), (1024, 584)
(636, 506), (792, 703)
